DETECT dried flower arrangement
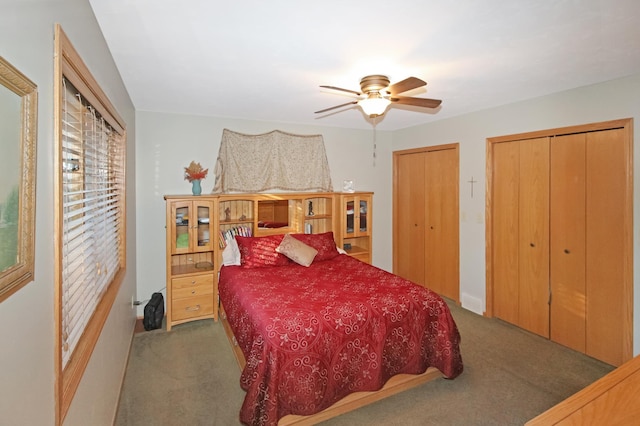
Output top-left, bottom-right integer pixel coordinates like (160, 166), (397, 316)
(184, 161), (208, 182)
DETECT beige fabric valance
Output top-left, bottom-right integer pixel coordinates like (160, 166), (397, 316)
(212, 129), (333, 193)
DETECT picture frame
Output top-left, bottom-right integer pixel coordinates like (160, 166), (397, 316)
(0, 56), (37, 303)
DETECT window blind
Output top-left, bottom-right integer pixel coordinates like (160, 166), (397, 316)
(61, 78), (124, 367)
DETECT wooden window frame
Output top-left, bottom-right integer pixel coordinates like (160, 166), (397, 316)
(53, 24), (127, 425)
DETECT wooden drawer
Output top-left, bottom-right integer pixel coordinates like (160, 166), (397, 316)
(172, 294), (214, 321)
(171, 274), (214, 299)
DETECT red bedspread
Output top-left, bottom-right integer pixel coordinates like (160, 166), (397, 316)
(219, 255), (463, 426)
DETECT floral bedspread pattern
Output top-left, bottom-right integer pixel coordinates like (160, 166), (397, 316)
(219, 255), (463, 426)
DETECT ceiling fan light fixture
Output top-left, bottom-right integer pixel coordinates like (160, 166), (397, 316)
(317, 75), (440, 118)
(358, 92), (391, 117)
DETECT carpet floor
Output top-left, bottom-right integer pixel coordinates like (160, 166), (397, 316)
(115, 302), (614, 425)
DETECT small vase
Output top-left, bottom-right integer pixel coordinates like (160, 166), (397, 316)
(191, 179), (202, 196)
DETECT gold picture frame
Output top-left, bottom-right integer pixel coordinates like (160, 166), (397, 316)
(0, 56), (37, 302)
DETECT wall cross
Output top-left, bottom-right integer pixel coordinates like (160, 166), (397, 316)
(468, 176), (477, 198)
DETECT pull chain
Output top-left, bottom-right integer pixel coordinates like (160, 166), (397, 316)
(372, 116), (377, 166)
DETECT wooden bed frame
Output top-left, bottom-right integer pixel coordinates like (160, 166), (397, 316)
(220, 304), (445, 425)
(526, 354), (640, 425)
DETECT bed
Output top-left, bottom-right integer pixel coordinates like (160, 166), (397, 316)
(219, 232), (463, 426)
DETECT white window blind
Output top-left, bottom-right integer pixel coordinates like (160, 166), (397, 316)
(61, 78), (124, 367)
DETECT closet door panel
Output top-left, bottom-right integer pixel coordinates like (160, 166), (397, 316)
(489, 119), (632, 366)
(585, 128), (627, 366)
(518, 138), (550, 338)
(550, 134), (586, 352)
(492, 142), (520, 324)
(425, 148), (459, 300)
(395, 152), (426, 286)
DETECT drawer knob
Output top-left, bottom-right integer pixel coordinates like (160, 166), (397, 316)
(185, 304), (201, 312)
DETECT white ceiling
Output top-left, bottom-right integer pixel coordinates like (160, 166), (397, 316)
(89, 0), (640, 131)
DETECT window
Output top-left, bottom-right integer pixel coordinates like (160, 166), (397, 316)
(54, 25), (126, 424)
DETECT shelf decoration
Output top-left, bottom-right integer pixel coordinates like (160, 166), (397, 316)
(343, 180), (354, 193)
(184, 161), (208, 195)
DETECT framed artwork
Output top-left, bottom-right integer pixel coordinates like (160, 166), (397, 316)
(0, 56), (37, 302)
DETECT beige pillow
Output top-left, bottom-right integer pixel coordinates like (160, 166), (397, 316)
(276, 233), (318, 267)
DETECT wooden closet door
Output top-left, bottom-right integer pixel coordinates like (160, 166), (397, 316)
(394, 152), (426, 286)
(492, 141), (520, 324)
(490, 118), (632, 366)
(518, 137), (550, 337)
(550, 134), (586, 352)
(585, 128), (628, 366)
(492, 138), (549, 336)
(425, 148), (459, 301)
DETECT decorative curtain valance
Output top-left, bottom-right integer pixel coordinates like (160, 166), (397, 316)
(212, 129), (333, 193)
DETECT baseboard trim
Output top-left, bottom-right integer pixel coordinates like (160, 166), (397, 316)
(134, 317), (145, 333)
(460, 292), (484, 315)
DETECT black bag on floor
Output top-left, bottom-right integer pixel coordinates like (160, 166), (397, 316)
(143, 292), (164, 331)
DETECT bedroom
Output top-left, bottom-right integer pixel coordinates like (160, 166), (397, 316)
(1, 1), (639, 425)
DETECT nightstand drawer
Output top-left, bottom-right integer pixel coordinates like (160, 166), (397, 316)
(171, 274), (214, 299)
(172, 294), (214, 321)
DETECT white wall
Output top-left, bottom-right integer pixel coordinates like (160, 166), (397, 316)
(1, 3), (636, 425)
(0, 1), (137, 425)
(136, 75), (640, 357)
(392, 73), (640, 356)
(134, 113), (393, 314)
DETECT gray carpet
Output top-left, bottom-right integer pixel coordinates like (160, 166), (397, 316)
(115, 302), (613, 425)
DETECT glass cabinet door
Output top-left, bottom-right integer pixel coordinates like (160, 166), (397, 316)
(345, 198), (355, 236)
(358, 197), (369, 235)
(343, 195), (370, 237)
(173, 201), (191, 254)
(194, 202), (212, 252)
(171, 200), (213, 254)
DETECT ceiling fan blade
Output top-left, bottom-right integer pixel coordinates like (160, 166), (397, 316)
(391, 96), (442, 108)
(319, 85), (362, 96)
(315, 100), (358, 114)
(387, 77), (427, 95)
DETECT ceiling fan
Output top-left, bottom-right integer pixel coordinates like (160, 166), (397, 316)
(315, 75), (442, 118)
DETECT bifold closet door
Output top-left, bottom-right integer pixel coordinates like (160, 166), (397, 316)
(394, 152), (426, 286)
(491, 119), (632, 366)
(493, 137), (549, 337)
(551, 128), (628, 366)
(585, 128), (627, 366)
(425, 148), (459, 301)
(492, 141), (519, 325)
(550, 134), (586, 353)
(517, 138), (550, 337)
(394, 146), (459, 301)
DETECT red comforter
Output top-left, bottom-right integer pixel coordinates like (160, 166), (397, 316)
(219, 255), (463, 426)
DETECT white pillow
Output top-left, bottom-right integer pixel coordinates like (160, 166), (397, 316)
(222, 238), (241, 266)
